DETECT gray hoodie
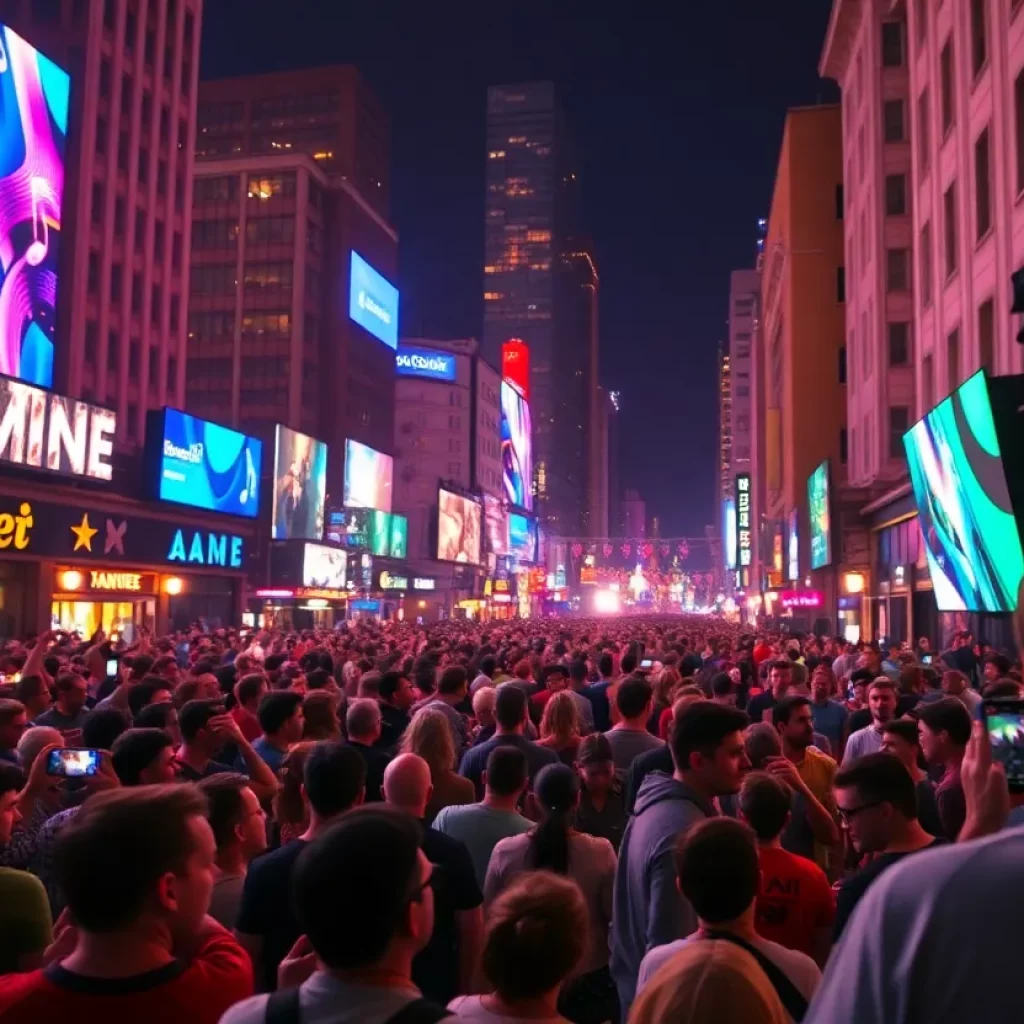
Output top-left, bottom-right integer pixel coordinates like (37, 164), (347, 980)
(609, 771), (716, 1016)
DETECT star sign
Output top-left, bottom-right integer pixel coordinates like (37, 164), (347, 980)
(71, 513), (98, 552)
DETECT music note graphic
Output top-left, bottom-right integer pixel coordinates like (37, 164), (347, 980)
(26, 177), (50, 267)
(240, 446), (257, 506)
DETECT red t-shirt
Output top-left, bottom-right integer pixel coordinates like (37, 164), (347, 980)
(0, 931), (253, 1024)
(230, 706), (262, 742)
(754, 845), (835, 958)
(530, 689), (556, 712)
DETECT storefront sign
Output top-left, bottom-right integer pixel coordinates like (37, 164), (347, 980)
(379, 571), (409, 590)
(780, 590), (824, 609)
(90, 570), (142, 591)
(736, 474), (752, 568)
(0, 502), (34, 550)
(296, 587), (347, 601)
(56, 568), (159, 595)
(167, 529), (244, 568)
(413, 577), (435, 590)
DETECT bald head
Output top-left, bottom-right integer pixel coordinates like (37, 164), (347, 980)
(383, 753), (432, 817)
(17, 725), (62, 770)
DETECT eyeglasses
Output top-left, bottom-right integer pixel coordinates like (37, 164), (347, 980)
(838, 802), (883, 823)
(405, 863), (441, 904)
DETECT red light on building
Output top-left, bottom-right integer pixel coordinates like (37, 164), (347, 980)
(502, 339), (530, 400)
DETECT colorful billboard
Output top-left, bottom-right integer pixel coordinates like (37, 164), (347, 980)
(735, 474), (752, 569)
(723, 497), (736, 570)
(509, 512), (536, 561)
(389, 513), (408, 558)
(500, 380), (533, 511)
(343, 438), (393, 512)
(808, 461), (831, 570)
(349, 251), (398, 350)
(272, 426), (327, 540)
(437, 487), (482, 564)
(484, 493), (509, 556)
(787, 507), (799, 582)
(370, 509), (391, 557)
(0, 25), (70, 386)
(501, 338), (530, 400)
(302, 543), (347, 590)
(395, 345), (456, 382)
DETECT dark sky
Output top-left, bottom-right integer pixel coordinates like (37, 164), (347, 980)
(201, 1), (838, 538)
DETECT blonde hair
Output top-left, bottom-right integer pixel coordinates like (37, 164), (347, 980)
(400, 708), (455, 781)
(540, 690), (580, 747)
(652, 666), (682, 707)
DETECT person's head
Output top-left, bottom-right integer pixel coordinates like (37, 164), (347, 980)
(273, 740), (317, 829)
(357, 672), (382, 699)
(0, 698), (28, 752)
(811, 663), (835, 702)
(379, 671), (416, 711)
(772, 695), (813, 752)
(880, 718), (924, 774)
(867, 677), (898, 725)
(983, 652), (1012, 682)
(542, 663), (568, 694)
(495, 684), (528, 734)
(16, 724), (62, 774)
(982, 678), (1022, 699)
(152, 654), (179, 685)
(198, 773), (266, 866)
(539, 690), (580, 745)
(399, 708), (455, 782)
(301, 691), (340, 740)
(304, 740), (367, 819)
(598, 651), (614, 679)
(616, 676), (653, 724)
(346, 697), (382, 745)
(674, 817), (759, 924)
(899, 664), (923, 700)
(55, 785), (215, 942)
(235, 672), (268, 712)
(527, 763), (580, 873)
(916, 697), (972, 765)
(568, 658), (587, 689)
(0, 762), (25, 845)
(737, 771), (791, 843)
(471, 686), (497, 730)
(192, 672), (223, 701)
(127, 678), (173, 719)
(178, 698), (229, 757)
(834, 752), (918, 853)
(669, 702), (750, 795)
(437, 665), (468, 702)
(576, 732), (617, 797)
(710, 672), (735, 705)
(383, 752), (432, 817)
(13, 674), (51, 718)
(82, 707), (130, 752)
(258, 690), (304, 745)
(293, 807), (433, 973)
(481, 872), (587, 1005)
(864, 644), (882, 672)
(767, 660), (792, 698)
(54, 672), (89, 716)
(482, 746), (528, 803)
(134, 701), (181, 746)
(111, 728), (178, 785)
(479, 655), (497, 680)
(941, 668), (969, 697)
(849, 667), (873, 704)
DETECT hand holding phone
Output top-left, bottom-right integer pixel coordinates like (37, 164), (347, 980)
(47, 748), (101, 778)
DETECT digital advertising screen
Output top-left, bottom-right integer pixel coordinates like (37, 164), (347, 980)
(349, 251), (398, 350)
(904, 370), (1024, 612)
(437, 487), (481, 564)
(787, 508), (799, 582)
(338, 508), (370, 548)
(149, 409), (262, 518)
(723, 497), (736, 570)
(808, 461), (831, 570)
(484, 494), (509, 556)
(272, 426), (327, 540)
(302, 542), (347, 590)
(389, 513), (408, 558)
(370, 509), (391, 557)
(395, 345), (456, 382)
(344, 438), (393, 512)
(509, 512), (536, 561)
(500, 380), (533, 511)
(0, 24), (69, 388)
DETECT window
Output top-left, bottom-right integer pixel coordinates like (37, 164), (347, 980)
(191, 263), (236, 295)
(151, 285), (162, 325)
(103, 0), (115, 29)
(118, 132), (129, 173)
(947, 327), (961, 389)
(975, 126), (991, 238)
(120, 76), (132, 118)
(918, 89), (930, 179)
(970, 0), (987, 77)
(96, 116), (107, 154)
(838, 346), (847, 384)
(131, 273), (142, 314)
(194, 176), (239, 203)
(107, 332), (118, 371)
(888, 323), (910, 365)
(887, 249), (909, 291)
(240, 312), (291, 338)
(835, 184), (844, 219)
(940, 39), (954, 133)
(85, 321), (97, 363)
(243, 262), (293, 292)
(245, 217), (295, 245)
(885, 174), (906, 215)
(922, 354), (934, 412)
(944, 183), (957, 277)
(99, 59), (111, 99)
(921, 220), (933, 305)
(192, 219), (240, 249)
(837, 266), (846, 303)
(88, 252), (100, 292)
(978, 299), (994, 373)
(129, 341), (140, 376)
(172, 232), (182, 269)
(246, 173), (296, 201)
(110, 263), (122, 303)
(916, 0), (927, 46)
(840, 428), (848, 465)
(91, 182), (103, 225)
(154, 220), (165, 257)
(883, 100), (905, 142)
(138, 148), (149, 185)
(889, 407), (910, 459)
(135, 209), (145, 247)
(882, 22), (903, 67)
(114, 197), (125, 234)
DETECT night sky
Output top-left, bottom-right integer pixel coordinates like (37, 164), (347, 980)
(201, 1), (838, 538)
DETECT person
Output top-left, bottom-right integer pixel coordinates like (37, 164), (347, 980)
(602, 676), (664, 772)
(610, 701), (750, 1015)
(0, 699), (28, 764)
(345, 698), (393, 802)
(383, 753), (484, 1006)
(583, 651), (617, 733)
(221, 807), (449, 1024)
(942, 668), (982, 715)
(747, 661), (792, 725)
(635, 818), (819, 1019)
(711, 671), (737, 706)
(135, 700), (182, 746)
(126, 677), (174, 720)
(844, 669), (873, 733)
(432, 746), (532, 888)
(13, 675), (51, 722)
(413, 665), (470, 755)
(841, 677), (897, 764)
(448, 872), (587, 1024)
(537, 690), (582, 765)
(378, 670), (416, 750)
(530, 662), (570, 716)
(33, 673), (89, 739)
(574, 732), (628, 852)
(402, 708), (476, 823)
(271, 741), (317, 846)
(567, 658), (596, 734)
(458, 686), (559, 798)
(229, 674), (267, 742)
(831, 752), (944, 940)
(485, 763), (617, 1023)
(248, 690), (304, 775)
(737, 772), (834, 966)
(199, 774), (268, 929)
(470, 654), (497, 695)
(879, 718), (944, 838)
(916, 696), (971, 840)
(0, 763), (52, 973)
(982, 651), (1012, 685)
(808, 664), (847, 761)
(301, 690), (341, 741)
(0, 786), (254, 1023)
(235, 740), (367, 990)
(470, 687), (497, 746)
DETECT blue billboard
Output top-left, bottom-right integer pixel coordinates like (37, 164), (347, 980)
(509, 512), (536, 561)
(395, 345), (456, 382)
(723, 497), (736, 570)
(349, 251), (398, 350)
(148, 409), (262, 519)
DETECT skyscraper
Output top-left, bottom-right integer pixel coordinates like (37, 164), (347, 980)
(483, 82), (597, 538)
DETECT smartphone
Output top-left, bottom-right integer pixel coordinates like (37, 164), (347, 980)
(920, 654), (934, 665)
(639, 658), (654, 670)
(105, 658), (118, 678)
(47, 748), (101, 778)
(109, 631), (120, 643)
(982, 699), (1024, 793)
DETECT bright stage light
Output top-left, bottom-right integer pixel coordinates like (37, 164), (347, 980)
(594, 589), (621, 614)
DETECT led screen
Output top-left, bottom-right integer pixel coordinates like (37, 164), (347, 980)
(723, 498), (736, 570)
(904, 370), (1024, 612)
(344, 438), (393, 512)
(484, 494), (509, 556)
(808, 462), (831, 570)
(437, 487), (481, 564)
(349, 251), (398, 350)
(509, 512), (535, 561)
(0, 25), (69, 387)
(370, 509), (391, 557)
(272, 426), (327, 540)
(396, 345), (456, 382)
(500, 380), (533, 511)
(338, 508), (369, 548)
(151, 409), (261, 518)
(389, 514), (408, 558)
(787, 508), (799, 582)
(302, 543), (347, 590)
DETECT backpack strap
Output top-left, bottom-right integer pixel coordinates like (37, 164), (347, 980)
(702, 930), (809, 1021)
(264, 987), (301, 1024)
(383, 997), (452, 1024)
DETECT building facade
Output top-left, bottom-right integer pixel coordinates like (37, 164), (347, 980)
(622, 488), (646, 538)
(718, 344), (732, 533)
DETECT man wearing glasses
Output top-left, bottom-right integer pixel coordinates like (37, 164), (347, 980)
(831, 752), (944, 942)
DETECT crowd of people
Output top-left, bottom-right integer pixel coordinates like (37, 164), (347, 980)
(0, 615), (1019, 1022)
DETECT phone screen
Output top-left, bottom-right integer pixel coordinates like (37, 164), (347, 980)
(47, 748), (101, 778)
(106, 658), (118, 678)
(640, 658), (654, 670)
(920, 654), (934, 665)
(983, 700), (1024, 792)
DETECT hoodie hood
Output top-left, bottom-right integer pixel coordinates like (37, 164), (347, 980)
(633, 770), (716, 818)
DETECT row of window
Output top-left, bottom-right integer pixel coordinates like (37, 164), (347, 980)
(191, 261), (296, 295)
(187, 311), (322, 343)
(192, 216), (304, 249)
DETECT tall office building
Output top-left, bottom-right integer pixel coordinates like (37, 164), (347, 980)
(483, 82), (597, 538)
(5, 0), (203, 446)
(718, 344), (732, 524)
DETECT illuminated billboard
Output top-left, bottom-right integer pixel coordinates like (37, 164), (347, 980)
(484, 493), (509, 556)
(808, 461), (832, 570)
(302, 543), (347, 590)
(370, 509), (391, 557)
(437, 487), (482, 564)
(723, 497), (736, 570)
(395, 345), (456, 382)
(272, 426), (327, 540)
(389, 513), (408, 558)
(735, 474), (752, 568)
(787, 508), (799, 581)
(0, 25), (69, 387)
(349, 251), (398, 350)
(148, 409), (261, 518)
(509, 512), (536, 561)
(502, 339), (530, 400)
(344, 438), (393, 512)
(500, 380), (533, 511)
